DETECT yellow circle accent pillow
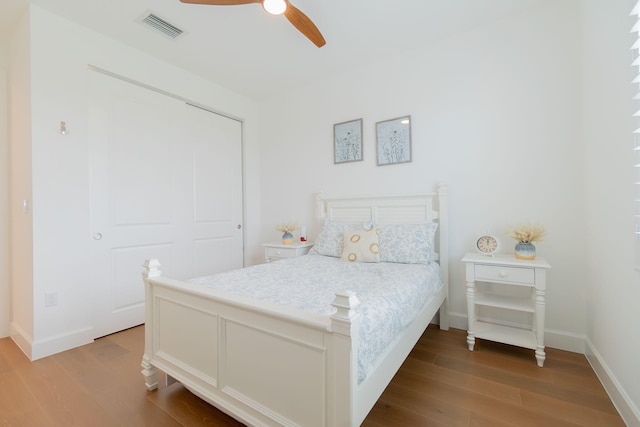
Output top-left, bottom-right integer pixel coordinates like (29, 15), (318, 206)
(341, 228), (380, 263)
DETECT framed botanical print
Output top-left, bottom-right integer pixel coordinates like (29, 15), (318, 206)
(376, 115), (412, 166)
(334, 118), (363, 164)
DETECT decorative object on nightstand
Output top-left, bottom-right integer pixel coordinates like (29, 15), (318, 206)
(507, 222), (545, 260)
(282, 232), (294, 244)
(263, 242), (313, 263)
(462, 252), (551, 367)
(276, 222), (298, 245)
(475, 234), (499, 256)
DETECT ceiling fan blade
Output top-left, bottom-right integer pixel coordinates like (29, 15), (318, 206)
(179, 0), (261, 5)
(283, 1), (326, 48)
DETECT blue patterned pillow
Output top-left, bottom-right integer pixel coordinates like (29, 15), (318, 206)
(378, 223), (438, 264)
(311, 220), (360, 257)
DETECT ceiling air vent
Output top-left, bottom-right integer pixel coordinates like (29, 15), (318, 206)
(138, 12), (185, 40)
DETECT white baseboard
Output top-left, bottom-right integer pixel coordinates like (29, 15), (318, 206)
(543, 328), (585, 354)
(10, 321), (95, 360)
(448, 311), (468, 331)
(10, 321), (33, 359)
(586, 339), (640, 427)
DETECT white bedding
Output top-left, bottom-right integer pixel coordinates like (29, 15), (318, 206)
(189, 253), (443, 382)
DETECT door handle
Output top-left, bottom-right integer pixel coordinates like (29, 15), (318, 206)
(93, 233), (103, 240)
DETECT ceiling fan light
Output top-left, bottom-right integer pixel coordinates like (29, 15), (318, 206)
(263, 0), (287, 15)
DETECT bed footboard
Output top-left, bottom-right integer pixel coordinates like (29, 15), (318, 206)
(141, 259), (360, 427)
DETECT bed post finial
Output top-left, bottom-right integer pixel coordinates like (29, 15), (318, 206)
(330, 290), (361, 337)
(142, 258), (161, 281)
(331, 291), (360, 321)
(316, 191), (326, 220)
(437, 182), (448, 196)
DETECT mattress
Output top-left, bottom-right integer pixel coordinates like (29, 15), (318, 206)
(190, 253), (443, 382)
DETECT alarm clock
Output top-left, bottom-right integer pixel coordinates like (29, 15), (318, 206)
(476, 234), (499, 255)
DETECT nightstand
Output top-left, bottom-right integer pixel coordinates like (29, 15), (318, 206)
(461, 252), (551, 367)
(263, 242), (313, 263)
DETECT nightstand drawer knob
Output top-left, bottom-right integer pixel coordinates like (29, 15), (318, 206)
(276, 250), (281, 255)
(499, 270), (508, 278)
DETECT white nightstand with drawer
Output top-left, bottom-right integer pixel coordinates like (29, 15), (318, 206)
(263, 242), (313, 263)
(461, 252), (551, 367)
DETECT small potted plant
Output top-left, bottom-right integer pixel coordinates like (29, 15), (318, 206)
(276, 222), (298, 245)
(507, 222), (545, 260)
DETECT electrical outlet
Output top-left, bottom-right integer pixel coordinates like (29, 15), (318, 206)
(45, 291), (58, 308)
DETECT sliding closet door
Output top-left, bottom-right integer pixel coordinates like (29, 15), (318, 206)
(88, 71), (243, 337)
(186, 104), (244, 277)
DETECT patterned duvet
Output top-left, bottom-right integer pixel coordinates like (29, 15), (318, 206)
(189, 253), (443, 383)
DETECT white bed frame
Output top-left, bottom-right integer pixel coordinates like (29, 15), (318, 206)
(141, 183), (449, 426)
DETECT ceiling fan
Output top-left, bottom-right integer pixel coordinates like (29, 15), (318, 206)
(179, 0), (326, 47)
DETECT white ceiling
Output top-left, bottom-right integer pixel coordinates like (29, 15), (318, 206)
(0, 0), (546, 100)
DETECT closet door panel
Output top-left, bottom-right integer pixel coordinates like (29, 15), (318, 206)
(110, 96), (172, 226)
(188, 105), (243, 277)
(89, 71), (243, 337)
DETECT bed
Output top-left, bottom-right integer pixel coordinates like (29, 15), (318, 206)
(141, 183), (449, 426)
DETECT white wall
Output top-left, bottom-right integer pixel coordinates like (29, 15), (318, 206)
(582, 0), (640, 424)
(8, 5), (262, 359)
(259, 0), (586, 350)
(0, 38), (9, 338)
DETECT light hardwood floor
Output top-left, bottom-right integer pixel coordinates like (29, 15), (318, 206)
(0, 325), (625, 426)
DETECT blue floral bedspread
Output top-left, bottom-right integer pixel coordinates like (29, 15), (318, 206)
(189, 254), (443, 383)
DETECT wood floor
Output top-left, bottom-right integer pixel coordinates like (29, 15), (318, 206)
(0, 325), (625, 426)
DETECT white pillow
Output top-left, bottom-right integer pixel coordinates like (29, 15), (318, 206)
(378, 222), (438, 264)
(341, 228), (380, 263)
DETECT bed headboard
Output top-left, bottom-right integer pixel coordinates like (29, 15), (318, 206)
(315, 183), (449, 287)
